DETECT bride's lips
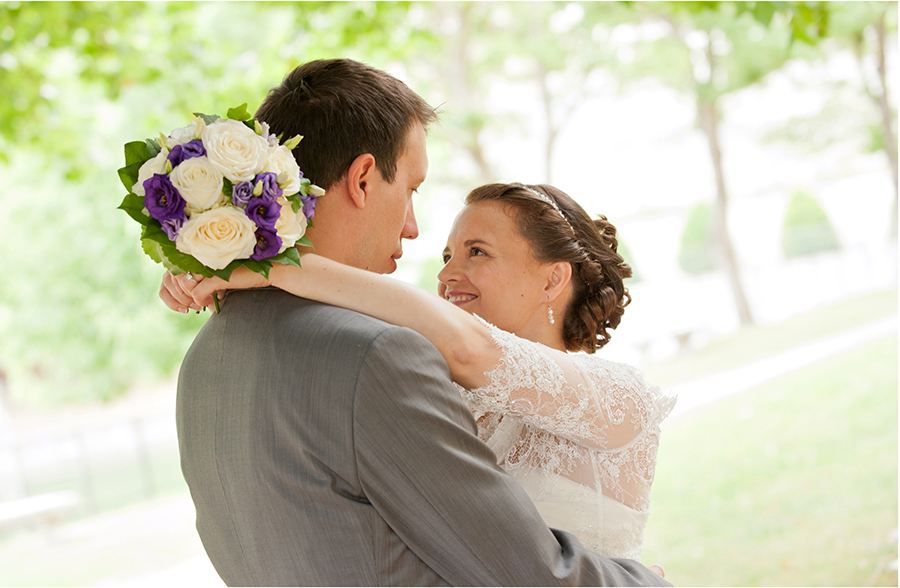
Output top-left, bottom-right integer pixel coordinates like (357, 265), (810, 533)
(444, 290), (478, 306)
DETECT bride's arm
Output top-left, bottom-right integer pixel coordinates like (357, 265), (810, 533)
(190, 257), (500, 390)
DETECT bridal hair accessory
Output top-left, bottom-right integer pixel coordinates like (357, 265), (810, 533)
(548, 303), (556, 325)
(522, 185), (575, 233)
(117, 103), (324, 310)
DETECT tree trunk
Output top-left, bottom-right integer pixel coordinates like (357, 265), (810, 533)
(442, 3), (494, 183)
(698, 94), (755, 326)
(536, 63), (557, 184)
(874, 14), (898, 237)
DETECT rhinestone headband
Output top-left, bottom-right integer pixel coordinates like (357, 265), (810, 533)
(522, 185), (575, 233)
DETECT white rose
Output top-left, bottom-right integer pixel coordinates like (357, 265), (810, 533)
(274, 197), (306, 252)
(264, 145), (303, 196)
(169, 156), (225, 214)
(167, 121), (197, 148)
(175, 206), (258, 270)
(132, 150), (169, 196)
(201, 119), (268, 183)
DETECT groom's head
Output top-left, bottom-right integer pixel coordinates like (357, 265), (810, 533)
(256, 59), (438, 273)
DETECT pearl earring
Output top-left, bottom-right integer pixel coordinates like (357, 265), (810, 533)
(548, 303), (555, 325)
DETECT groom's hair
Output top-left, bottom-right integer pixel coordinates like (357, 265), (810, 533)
(255, 59), (438, 190)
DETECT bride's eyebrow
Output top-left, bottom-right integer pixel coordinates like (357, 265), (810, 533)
(463, 239), (490, 248)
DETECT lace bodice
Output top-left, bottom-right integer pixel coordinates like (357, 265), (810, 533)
(458, 316), (676, 560)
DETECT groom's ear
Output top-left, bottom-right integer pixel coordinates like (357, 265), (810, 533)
(545, 261), (573, 302)
(346, 153), (377, 210)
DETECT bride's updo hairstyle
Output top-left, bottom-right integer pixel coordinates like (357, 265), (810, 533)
(465, 183), (632, 353)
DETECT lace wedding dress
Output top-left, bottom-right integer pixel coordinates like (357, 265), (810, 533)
(458, 317), (676, 560)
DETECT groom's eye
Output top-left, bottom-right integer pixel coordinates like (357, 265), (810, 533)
(470, 247), (485, 257)
(442, 253), (451, 264)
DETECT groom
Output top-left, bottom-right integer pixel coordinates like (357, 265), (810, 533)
(164, 59), (669, 586)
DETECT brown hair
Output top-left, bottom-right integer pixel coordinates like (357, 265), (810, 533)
(465, 183), (632, 353)
(254, 59), (438, 190)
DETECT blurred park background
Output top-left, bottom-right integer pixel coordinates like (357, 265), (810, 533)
(0, 1), (896, 586)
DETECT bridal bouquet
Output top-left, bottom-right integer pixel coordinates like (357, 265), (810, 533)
(117, 104), (323, 285)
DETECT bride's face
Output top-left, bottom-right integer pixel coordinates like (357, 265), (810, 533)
(438, 201), (555, 336)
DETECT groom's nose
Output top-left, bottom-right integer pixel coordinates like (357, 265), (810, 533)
(401, 200), (419, 241)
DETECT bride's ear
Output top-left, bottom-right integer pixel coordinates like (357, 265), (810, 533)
(346, 153), (377, 209)
(545, 261), (573, 302)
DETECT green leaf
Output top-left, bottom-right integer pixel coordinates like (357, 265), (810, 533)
(141, 237), (164, 265)
(145, 138), (162, 158)
(193, 112), (219, 125)
(117, 161), (143, 191)
(275, 246), (303, 268)
(223, 178), (233, 198)
(118, 193), (152, 226)
(296, 235), (313, 248)
(124, 140), (151, 166)
(226, 103), (251, 121)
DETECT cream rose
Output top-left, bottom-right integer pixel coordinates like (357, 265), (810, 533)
(175, 206), (258, 270)
(166, 121), (198, 148)
(264, 145), (303, 196)
(273, 197), (306, 252)
(169, 156), (226, 214)
(132, 150), (169, 196)
(201, 119), (268, 183)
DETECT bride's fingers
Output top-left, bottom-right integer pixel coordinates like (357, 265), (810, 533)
(160, 271), (197, 313)
(191, 277), (229, 307)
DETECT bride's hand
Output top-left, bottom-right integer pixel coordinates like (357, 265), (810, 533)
(159, 270), (203, 314)
(190, 266), (271, 308)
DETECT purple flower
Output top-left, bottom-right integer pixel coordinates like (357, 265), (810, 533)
(167, 139), (206, 167)
(232, 180), (254, 208)
(160, 216), (184, 241)
(255, 172), (283, 202)
(245, 196), (281, 230)
(250, 228), (282, 261)
(143, 173), (186, 223)
(301, 195), (319, 220)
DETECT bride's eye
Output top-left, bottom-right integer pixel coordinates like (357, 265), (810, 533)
(441, 253), (451, 264)
(470, 247), (486, 257)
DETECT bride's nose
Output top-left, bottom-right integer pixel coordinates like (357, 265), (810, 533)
(436, 254), (460, 288)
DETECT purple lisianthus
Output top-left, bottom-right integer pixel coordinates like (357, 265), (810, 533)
(143, 173), (186, 223)
(255, 172), (283, 201)
(250, 228), (282, 261)
(301, 195), (319, 220)
(167, 139), (206, 167)
(160, 215), (185, 241)
(245, 196), (281, 231)
(232, 180), (254, 208)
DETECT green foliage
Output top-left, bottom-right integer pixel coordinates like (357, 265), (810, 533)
(677, 202), (717, 274)
(643, 335), (897, 586)
(616, 238), (642, 283)
(780, 190), (841, 258)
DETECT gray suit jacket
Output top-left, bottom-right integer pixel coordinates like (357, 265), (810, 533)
(176, 288), (670, 586)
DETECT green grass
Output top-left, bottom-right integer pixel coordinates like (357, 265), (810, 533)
(641, 335), (898, 586)
(643, 287), (897, 387)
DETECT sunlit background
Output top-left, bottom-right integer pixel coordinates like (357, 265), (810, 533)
(0, 1), (896, 586)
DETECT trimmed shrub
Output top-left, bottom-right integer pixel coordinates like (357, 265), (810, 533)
(677, 202), (716, 275)
(781, 190), (840, 258)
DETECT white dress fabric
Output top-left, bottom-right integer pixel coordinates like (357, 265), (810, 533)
(458, 316), (676, 560)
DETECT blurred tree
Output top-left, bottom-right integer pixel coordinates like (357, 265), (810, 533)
(0, 1), (434, 405)
(402, 2), (633, 186)
(615, 1), (832, 326)
(780, 189), (841, 258)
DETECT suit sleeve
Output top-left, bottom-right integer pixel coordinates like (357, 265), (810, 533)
(352, 327), (671, 587)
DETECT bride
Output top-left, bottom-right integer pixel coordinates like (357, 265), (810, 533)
(166, 182), (675, 562)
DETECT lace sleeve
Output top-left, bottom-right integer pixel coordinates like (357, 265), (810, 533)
(460, 316), (660, 451)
